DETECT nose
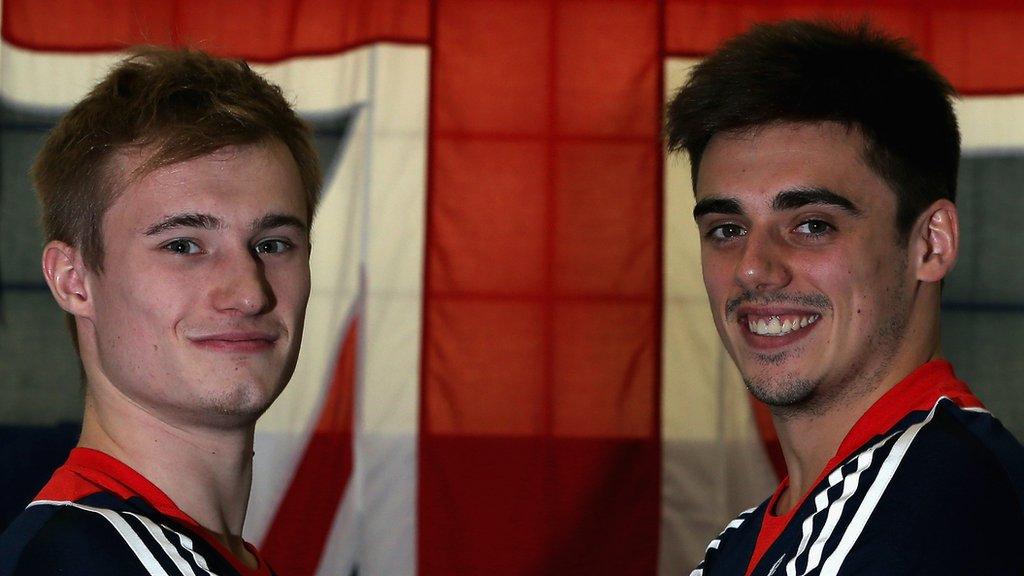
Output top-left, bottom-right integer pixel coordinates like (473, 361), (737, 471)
(734, 230), (792, 293)
(211, 249), (274, 315)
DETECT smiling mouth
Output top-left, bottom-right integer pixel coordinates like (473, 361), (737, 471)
(744, 314), (820, 337)
(189, 331), (279, 352)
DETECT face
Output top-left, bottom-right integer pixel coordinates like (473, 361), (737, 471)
(82, 140), (311, 429)
(694, 122), (916, 416)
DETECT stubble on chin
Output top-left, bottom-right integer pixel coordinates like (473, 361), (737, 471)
(742, 350), (822, 419)
(745, 377), (825, 419)
(203, 344), (299, 426)
(188, 375), (285, 430)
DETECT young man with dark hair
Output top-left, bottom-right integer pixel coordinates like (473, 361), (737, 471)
(666, 21), (1024, 575)
(0, 48), (321, 576)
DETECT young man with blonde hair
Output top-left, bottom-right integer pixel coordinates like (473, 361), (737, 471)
(0, 48), (320, 576)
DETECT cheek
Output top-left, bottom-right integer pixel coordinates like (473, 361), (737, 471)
(267, 265), (311, 312)
(802, 246), (901, 322)
(792, 241), (868, 288)
(89, 290), (158, 363)
(96, 268), (189, 332)
(700, 249), (734, 302)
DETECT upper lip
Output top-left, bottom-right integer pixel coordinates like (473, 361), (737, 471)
(189, 331), (279, 343)
(734, 305), (823, 321)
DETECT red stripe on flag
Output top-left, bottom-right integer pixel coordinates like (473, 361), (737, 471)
(664, 0), (1024, 95)
(261, 313), (359, 575)
(1, 0), (428, 62)
(421, 1), (662, 574)
(8, 1), (1024, 92)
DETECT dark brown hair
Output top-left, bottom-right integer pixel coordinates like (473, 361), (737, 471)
(666, 20), (960, 237)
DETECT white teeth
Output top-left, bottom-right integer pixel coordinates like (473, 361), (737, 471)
(747, 314), (820, 336)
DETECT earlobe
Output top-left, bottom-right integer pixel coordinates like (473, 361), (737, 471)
(41, 241), (93, 317)
(915, 200), (959, 283)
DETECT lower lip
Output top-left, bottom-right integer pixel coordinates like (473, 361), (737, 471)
(191, 339), (276, 352)
(739, 320), (818, 350)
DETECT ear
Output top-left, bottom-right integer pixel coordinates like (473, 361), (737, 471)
(41, 241), (94, 317)
(912, 199), (959, 283)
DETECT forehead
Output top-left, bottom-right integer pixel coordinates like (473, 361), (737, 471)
(695, 122), (895, 212)
(107, 140), (307, 228)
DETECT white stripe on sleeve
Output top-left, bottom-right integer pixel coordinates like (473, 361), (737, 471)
(29, 500), (171, 576)
(125, 512), (205, 576)
(818, 398), (947, 576)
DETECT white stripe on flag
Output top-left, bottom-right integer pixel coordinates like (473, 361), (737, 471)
(247, 43), (428, 576)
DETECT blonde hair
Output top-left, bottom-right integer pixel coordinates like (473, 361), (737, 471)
(34, 46), (322, 271)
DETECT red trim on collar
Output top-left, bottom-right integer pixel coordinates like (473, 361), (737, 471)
(37, 448), (187, 522)
(833, 360), (983, 466)
(35, 448), (272, 576)
(745, 360), (983, 576)
(779, 359), (982, 512)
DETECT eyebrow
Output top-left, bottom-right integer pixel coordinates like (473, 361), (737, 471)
(693, 198), (743, 219)
(251, 214), (309, 235)
(144, 213), (222, 236)
(772, 187), (863, 216)
(143, 212), (308, 236)
(692, 187), (863, 220)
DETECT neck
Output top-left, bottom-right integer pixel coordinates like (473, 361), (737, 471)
(77, 382), (257, 564)
(771, 391), (877, 513)
(771, 293), (941, 514)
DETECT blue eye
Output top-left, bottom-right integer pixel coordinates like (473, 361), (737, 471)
(162, 239), (201, 254)
(254, 239), (292, 255)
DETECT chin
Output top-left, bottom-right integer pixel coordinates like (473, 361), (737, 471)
(199, 400), (273, 429)
(744, 375), (816, 407)
(193, 378), (283, 425)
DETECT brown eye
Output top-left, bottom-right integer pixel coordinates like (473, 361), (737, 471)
(795, 220), (833, 235)
(709, 223), (746, 240)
